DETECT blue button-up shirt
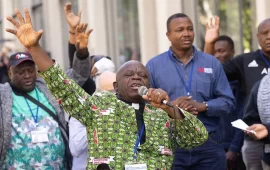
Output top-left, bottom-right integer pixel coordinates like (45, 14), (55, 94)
(146, 47), (235, 133)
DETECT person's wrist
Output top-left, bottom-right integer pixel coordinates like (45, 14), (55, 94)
(205, 41), (215, 45)
(197, 102), (207, 112)
(76, 48), (89, 59)
(27, 43), (41, 50)
(69, 27), (76, 33)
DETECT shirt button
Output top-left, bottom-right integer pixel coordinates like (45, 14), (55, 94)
(185, 75), (188, 78)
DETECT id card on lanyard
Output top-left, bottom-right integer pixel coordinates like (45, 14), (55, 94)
(24, 88), (49, 143)
(125, 124), (147, 170)
(168, 51), (195, 96)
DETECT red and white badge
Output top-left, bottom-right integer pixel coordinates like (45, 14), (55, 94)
(89, 156), (115, 164)
(198, 68), (213, 74)
(159, 146), (172, 156)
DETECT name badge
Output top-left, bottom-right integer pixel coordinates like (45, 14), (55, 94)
(265, 144), (270, 153)
(31, 128), (49, 143)
(125, 163), (147, 170)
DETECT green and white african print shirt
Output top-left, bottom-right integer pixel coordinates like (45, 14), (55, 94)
(40, 64), (208, 170)
(2, 88), (65, 170)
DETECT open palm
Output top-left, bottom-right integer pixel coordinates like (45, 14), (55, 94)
(6, 8), (43, 49)
(75, 23), (93, 51)
(64, 3), (81, 29)
(16, 23), (42, 48)
(205, 16), (220, 44)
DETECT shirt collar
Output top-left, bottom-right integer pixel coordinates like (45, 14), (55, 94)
(168, 46), (197, 63)
(116, 95), (145, 110)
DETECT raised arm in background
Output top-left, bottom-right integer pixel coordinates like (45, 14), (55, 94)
(64, 3), (82, 68)
(204, 16), (220, 55)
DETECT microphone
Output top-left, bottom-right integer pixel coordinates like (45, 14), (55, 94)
(138, 86), (173, 107)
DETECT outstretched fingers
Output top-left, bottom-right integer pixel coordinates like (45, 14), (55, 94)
(14, 8), (25, 25)
(6, 16), (20, 29)
(64, 3), (72, 15)
(37, 29), (44, 40)
(214, 16), (220, 29)
(76, 23), (82, 33)
(78, 9), (82, 19)
(5, 28), (17, 35)
(86, 29), (93, 36)
(24, 8), (32, 24)
(82, 23), (88, 32)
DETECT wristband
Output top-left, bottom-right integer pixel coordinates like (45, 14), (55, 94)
(69, 31), (75, 34)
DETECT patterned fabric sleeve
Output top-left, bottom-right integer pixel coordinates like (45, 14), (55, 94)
(170, 108), (208, 149)
(40, 64), (97, 126)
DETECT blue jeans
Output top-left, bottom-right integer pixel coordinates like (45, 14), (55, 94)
(172, 138), (226, 170)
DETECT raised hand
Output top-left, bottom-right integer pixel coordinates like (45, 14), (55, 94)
(6, 8), (43, 49)
(205, 16), (220, 44)
(75, 23), (93, 55)
(64, 3), (82, 32)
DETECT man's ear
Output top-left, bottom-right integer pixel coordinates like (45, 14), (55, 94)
(8, 68), (12, 80)
(113, 81), (118, 93)
(166, 31), (171, 41)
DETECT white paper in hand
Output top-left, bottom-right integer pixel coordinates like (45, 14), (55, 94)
(231, 119), (256, 134)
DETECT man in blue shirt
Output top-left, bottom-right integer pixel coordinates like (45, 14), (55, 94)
(146, 13), (235, 170)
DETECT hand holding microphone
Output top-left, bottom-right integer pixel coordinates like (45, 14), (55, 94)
(138, 86), (186, 119)
(138, 86), (173, 109)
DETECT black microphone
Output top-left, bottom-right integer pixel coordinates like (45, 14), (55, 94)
(138, 86), (173, 107)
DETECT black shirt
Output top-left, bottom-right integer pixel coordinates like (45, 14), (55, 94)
(242, 81), (261, 126)
(223, 50), (270, 98)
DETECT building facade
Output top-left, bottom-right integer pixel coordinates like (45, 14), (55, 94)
(0, 0), (269, 70)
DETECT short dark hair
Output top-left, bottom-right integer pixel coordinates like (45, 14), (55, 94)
(215, 35), (235, 50)
(167, 13), (189, 32)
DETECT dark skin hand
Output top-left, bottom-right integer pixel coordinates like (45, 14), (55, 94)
(171, 96), (207, 115)
(226, 150), (238, 170)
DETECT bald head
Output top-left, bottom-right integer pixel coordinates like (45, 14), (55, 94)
(97, 71), (116, 91)
(116, 60), (148, 81)
(113, 60), (150, 103)
(257, 18), (270, 55)
(258, 19), (270, 33)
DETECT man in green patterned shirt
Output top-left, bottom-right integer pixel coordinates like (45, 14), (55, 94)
(6, 8), (208, 169)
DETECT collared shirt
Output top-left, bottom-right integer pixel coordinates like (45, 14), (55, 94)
(39, 64), (209, 170)
(146, 47), (235, 133)
(69, 117), (88, 170)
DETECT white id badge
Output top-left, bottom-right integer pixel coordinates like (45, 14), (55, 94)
(265, 144), (270, 153)
(125, 163), (147, 170)
(31, 128), (49, 143)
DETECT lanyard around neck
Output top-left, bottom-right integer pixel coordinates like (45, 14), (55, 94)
(169, 51), (195, 96)
(133, 124), (145, 161)
(24, 88), (40, 124)
(260, 50), (270, 68)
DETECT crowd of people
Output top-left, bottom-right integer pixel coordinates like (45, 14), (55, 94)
(1, 2), (270, 170)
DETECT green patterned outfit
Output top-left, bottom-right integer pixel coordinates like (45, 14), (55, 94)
(40, 64), (208, 170)
(2, 88), (65, 170)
